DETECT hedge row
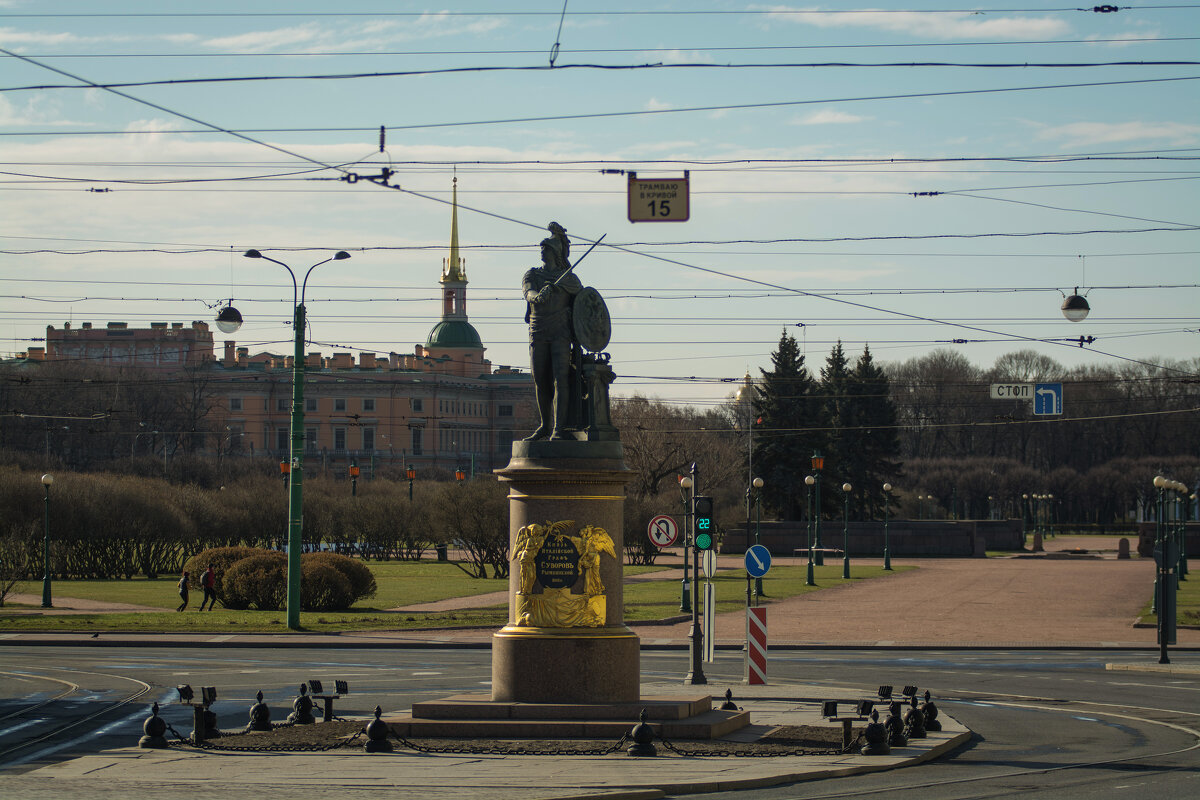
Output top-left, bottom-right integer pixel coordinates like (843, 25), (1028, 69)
(0, 465), (440, 580)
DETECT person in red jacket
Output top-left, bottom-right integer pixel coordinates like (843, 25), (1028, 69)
(198, 565), (217, 611)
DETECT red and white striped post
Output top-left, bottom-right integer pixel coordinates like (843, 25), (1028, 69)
(745, 606), (767, 685)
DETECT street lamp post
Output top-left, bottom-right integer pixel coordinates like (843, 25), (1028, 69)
(406, 464), (416, 501)
(684, 462), (706, 685)
(228, 248), (351, 630)
(40, 473), (54, 608)
(1153, 475), (1171, 664)
(753, 476), (764, 598)
(841, 482), (852, 580)
(804, 475), (816, 586)
(812, 451), (825, 566)
(882, 482), (893, 571)
(349, 461), (360, 497)
(679, 475), (693, 613)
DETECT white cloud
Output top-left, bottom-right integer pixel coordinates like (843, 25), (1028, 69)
(202, 14), (506, 54)
(763, 7), (1069, 40)
(645, 98), (674, 112)
(0, 94), (89, 127)
(1084, 29), (1163, 48)
(1037, 121), (1200, 146)
(791, 109), (870, 125)
(654, 49), (717, 65)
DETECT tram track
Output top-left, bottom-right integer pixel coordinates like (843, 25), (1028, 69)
(0, 667), (154, 768)
(746, 691), (1200, 800)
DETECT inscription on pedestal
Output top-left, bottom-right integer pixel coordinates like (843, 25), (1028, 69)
(536, 535), (581, 589)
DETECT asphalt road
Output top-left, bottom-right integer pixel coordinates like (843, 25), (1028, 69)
(2, 646), (1198, 799)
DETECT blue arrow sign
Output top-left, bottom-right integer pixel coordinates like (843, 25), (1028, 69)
(745, 544), (772, 578)
(1034, 382), (1063, 415)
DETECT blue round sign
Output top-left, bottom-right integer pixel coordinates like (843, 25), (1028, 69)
(744, 544), (772, 578)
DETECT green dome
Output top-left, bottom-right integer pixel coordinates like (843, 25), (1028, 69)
(426, 320), (483, 349)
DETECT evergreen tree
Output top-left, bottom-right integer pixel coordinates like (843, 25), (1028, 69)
(750, 330), (824, 519)
(818, 341), (852, 517)
(846, 345), (902, 518)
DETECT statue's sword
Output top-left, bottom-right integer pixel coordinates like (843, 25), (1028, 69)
(552, 233), (606, 285)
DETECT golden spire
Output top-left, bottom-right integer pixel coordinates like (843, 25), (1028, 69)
(443, 176), (466, 282)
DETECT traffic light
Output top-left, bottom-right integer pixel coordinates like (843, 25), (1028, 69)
(694, 496), (715, 550)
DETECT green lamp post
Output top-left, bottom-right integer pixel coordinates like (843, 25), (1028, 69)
(804, 474), (816, 586)
(841, 482), (852, 580)
(882, 482), (893, 571)
(40, 473), (54, 608)
(225, 248), (351, 630)
(812, 451), (825, 566)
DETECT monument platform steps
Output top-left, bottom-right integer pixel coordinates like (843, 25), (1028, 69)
(385, 693), (750, 739)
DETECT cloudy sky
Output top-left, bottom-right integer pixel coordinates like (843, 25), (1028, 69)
(3, 1), (1198, 407)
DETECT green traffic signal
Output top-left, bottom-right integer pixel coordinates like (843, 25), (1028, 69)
(694, 495), (714, 550)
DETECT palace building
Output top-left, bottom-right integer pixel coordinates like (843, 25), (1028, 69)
(16, 180), (537, 475)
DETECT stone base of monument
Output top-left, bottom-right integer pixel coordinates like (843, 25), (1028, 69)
(383, 694), (750, 740)
(492, 624), (641, 704)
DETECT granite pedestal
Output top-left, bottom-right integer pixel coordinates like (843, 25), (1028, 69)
(492, 440), (639, 704)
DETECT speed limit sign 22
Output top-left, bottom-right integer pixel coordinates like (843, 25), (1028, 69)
(647, 515), (679, 548)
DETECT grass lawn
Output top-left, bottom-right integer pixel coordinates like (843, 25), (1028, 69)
(1139, 569), (1200, 627)
(0, 561), (907, 633)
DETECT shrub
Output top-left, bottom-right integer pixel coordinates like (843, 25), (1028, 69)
(221, 552), (287, 610)
(182, 546), (271, 593)
(300, 562), (353, 612)
(301, 551), (376, 604)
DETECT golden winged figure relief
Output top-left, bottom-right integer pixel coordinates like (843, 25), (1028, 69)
(574, 525), (616, 598)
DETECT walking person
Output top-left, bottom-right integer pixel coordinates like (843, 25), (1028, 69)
(198, 564), (218, 611)
(176, 570), (190, 612)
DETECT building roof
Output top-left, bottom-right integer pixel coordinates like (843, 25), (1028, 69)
(426, 319), (483, 349)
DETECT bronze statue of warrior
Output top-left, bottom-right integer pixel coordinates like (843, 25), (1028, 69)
(522, 223), (582, 440)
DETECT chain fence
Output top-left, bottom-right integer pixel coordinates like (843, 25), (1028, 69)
(159, 721), (857, 758)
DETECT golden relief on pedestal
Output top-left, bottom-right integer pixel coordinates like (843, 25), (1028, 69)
(514, 520), (616, 628)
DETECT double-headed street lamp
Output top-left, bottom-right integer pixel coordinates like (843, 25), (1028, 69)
(40, 473), (54, 608)
(220, 248), (350, 630)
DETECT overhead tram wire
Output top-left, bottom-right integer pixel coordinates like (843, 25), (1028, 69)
(4, 6), (1197, 18)
(4, 74), (1200, 137)
(9, 60), (1200, 93)
(3, 49), (1195, 377)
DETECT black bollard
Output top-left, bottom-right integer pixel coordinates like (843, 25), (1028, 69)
(287, 683), (315, 725)
(364, 706), (393, 753)
(921, 690), (942, 732)
(886, 701), (908, 748)
(720, 689), (739, 711)
(192, 702), (207, 743)
(626, 708), (657, 757)
(247, 690), (272, 732)
(860, 709), (891, 756)
(905, 696), (927, 739)
(138, 702), (169, 749)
